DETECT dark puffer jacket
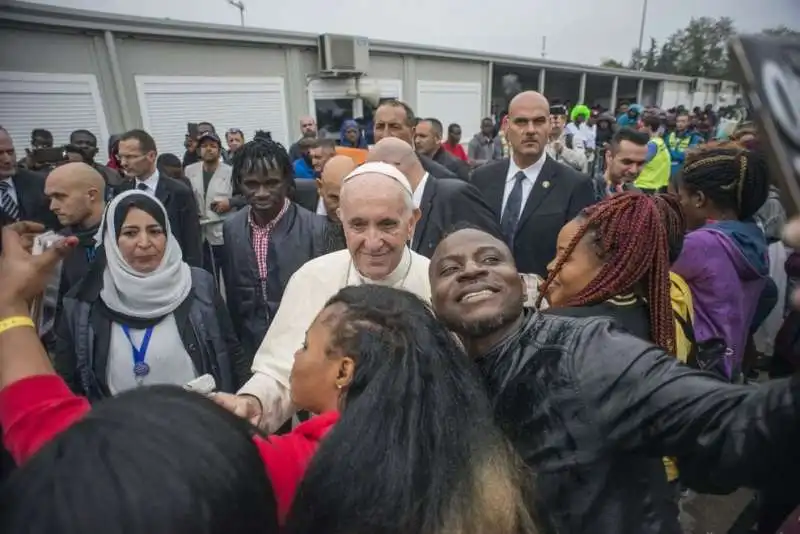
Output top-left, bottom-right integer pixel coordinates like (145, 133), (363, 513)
(476, 310), (800, 534)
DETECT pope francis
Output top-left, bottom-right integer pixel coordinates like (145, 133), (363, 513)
(215, 161), (431, 431)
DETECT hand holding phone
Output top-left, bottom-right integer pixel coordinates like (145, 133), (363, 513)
(184, 374), (216, 395)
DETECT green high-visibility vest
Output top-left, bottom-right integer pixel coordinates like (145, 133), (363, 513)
(635, 136), (672, 190)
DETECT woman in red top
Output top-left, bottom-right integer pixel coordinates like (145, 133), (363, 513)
(0, 223), (538, 534)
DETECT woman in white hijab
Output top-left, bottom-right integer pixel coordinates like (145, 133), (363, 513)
(54, 190), (249, 401)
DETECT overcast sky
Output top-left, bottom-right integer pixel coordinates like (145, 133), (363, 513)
(24, 0), (800, 65)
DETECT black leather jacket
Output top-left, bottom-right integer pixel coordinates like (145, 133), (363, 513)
(476, 310), (800, 534)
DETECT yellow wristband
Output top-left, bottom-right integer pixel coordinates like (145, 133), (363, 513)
(0, 316), (35, 336)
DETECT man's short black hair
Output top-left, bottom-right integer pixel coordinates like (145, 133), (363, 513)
(377, 100), (416, 127)
(70, 129), (97, 144)
(610, 127), (650, 153)
(447, 123), (461, 133)
(641, 114), (662, 133)
(157, 153), (182, 169)
(119, 129), (157, 154)
(422, 118), (443, 137)
(31, 129), (53, 142)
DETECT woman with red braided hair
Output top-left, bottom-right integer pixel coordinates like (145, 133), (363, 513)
(538, 192), (675, 353)
(672, 144), (772, 381)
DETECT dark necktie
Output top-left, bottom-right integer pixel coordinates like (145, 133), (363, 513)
(136, 182), (149, 192)
(0, 181), (20, 221)
(500, 171), (526, 248)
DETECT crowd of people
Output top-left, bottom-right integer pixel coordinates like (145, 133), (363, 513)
(0, 89), (798, 534)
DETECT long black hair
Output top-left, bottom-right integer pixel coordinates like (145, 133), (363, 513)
(285, 285), (537, 534)
(1, 386), (278, 534)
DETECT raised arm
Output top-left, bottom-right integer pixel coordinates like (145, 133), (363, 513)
(0, 223), (90, 464)
(574, 319), (800, 490)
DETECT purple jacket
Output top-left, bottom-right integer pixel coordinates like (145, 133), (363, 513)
(672, 221), (769, 377)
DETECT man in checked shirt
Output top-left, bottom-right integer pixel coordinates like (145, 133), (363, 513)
(220, 138), (326, 367)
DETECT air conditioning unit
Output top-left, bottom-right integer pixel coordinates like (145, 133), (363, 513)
(318, 34), (369, 77)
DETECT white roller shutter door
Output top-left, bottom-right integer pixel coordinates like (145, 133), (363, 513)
(416, 81), (482, 147)
(0, 71), (110, 162)
(135, 76), (289, 156)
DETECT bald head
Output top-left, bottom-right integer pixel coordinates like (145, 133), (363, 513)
(505, 91), (551, 164)
(45, 162), (106, 228)
(320, 155), (356, 186)
(48, 162), (105, 190)
(508, 91), (549, 114)
(366, 137), (424, 189)
(317, 155), (356, 222)
(299, 115), (317, 137)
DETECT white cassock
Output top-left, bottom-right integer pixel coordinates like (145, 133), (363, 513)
(237, 246), (431, 432)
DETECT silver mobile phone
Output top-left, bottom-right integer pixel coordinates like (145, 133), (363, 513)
(30, 231), (64, 332)
(184, 374), (217, 395)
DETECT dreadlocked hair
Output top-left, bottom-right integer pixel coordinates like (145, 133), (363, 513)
(537, 192), (675, 353)
(230, 136), (293, 192)
(679, 143), (769, 220)
(652, 193), (687, 265)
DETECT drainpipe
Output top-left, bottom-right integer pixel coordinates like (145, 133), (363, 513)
(104, 30), (133, 129)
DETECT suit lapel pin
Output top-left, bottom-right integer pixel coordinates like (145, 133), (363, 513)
(542, 181), (550, 189)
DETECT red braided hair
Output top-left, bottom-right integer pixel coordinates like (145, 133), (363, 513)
(538, 192), (676, 352)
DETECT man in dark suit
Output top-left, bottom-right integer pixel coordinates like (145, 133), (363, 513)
(471, 91), (595, 277)
(368, 137), (501, 258)
(373, 99), (457, 179)
(0, 127), (60, 253)
(116, 129), (203, 267)
(414, 118), (471, 181)
(291, 178), (318, 213)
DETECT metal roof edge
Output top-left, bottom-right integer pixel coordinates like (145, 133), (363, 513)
(5, 1), (733, 84)
(2, 1), (319, 47)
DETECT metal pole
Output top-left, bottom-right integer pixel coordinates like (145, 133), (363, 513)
(541, 36), (547, 59)
(636, 0), (649, 70)
(227, 0), (245, 26)
(104, 30), (133, 129)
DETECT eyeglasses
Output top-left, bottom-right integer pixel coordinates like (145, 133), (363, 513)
(118, 153), (147, 162)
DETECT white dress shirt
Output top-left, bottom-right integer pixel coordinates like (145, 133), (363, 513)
(0, 177), (18, 204)
(135, 170), (160, 196)
(316, 196), (327, 216)
(584, 124), (597, 150)
(412, 172), (430, 209)
(501, 152), (546, 218)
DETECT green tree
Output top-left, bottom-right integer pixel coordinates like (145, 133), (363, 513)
(644, 37), (660, 70)
(655, 34), (682, 74)
(600, 58), (625, 68)
(627, 48), (643, 70)
(672, 16), (735, 78)
(763, 25), (800, 38)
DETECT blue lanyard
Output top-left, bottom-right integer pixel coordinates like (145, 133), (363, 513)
(121, 325), (154, 380)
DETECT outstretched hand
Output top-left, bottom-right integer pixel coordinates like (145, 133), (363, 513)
(0, 222), (77, 314)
